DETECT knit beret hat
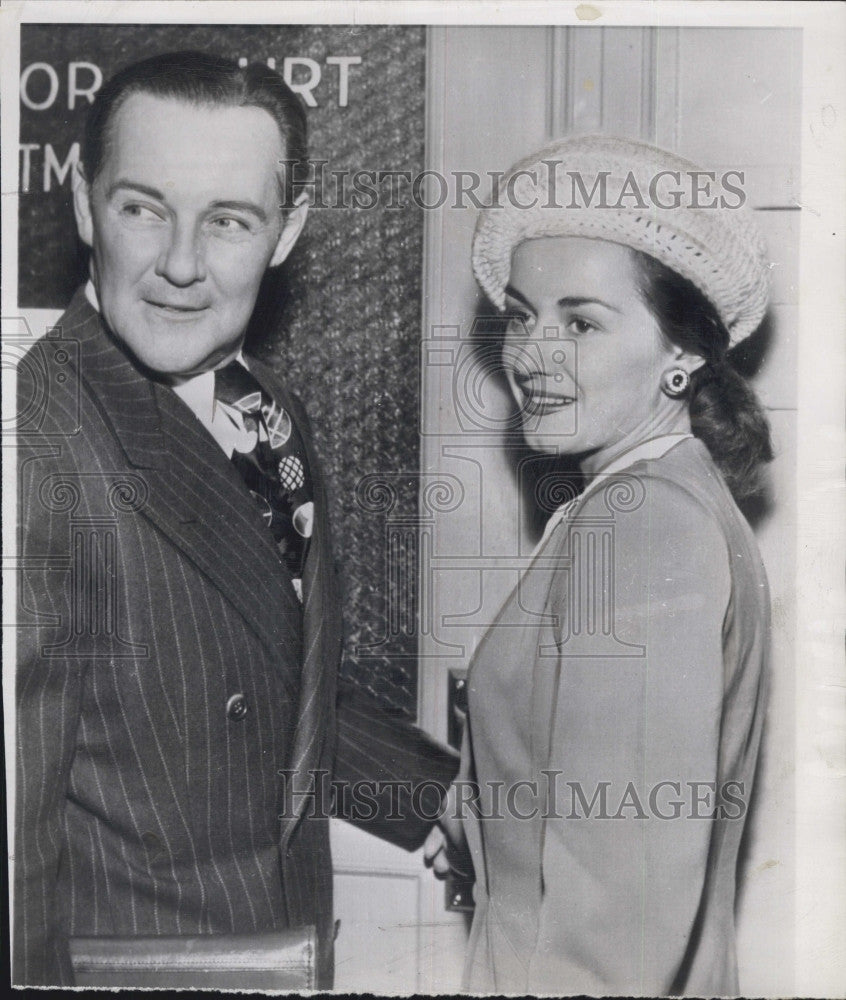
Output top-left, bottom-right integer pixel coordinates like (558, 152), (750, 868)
(472, 134), (770, 344)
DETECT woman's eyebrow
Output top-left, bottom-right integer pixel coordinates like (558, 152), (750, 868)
(504, 286), (622, 314)
(504, 285), (531, 307)
(557, 296), (622, 314)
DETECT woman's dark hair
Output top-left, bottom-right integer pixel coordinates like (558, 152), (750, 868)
(632, 250), (773, 500)
(82, 50), (307, 209)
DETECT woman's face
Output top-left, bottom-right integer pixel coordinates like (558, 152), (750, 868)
(502, 236), (681, 463)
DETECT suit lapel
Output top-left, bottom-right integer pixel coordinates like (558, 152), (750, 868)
(248, 358), (342, 846)
(71, 291), (302, 657)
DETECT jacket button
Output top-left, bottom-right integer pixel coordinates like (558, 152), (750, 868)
(226, 693), (248, 720)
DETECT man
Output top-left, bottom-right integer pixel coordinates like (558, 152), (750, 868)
(15, 51), (457, 988)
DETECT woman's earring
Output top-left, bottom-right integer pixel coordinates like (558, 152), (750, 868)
(661, 368), (690, 398)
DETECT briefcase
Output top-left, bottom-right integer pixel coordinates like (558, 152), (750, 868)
(69, 926), (315, 989)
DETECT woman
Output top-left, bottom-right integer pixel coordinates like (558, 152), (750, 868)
(425, 135), (772, 996)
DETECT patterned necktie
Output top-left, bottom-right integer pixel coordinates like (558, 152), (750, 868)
(214, 360), (314, 594)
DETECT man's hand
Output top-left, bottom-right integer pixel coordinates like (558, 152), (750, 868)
(423, 782), (473, 880)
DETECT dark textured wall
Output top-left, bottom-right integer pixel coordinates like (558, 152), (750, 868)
(20, 23), (426, 715)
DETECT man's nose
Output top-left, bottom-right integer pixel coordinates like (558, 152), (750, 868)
(155, 221), (206, 286)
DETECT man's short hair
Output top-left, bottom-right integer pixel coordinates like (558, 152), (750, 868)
(82, 50), (308, 209)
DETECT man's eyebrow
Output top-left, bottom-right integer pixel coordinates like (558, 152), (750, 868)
(105, 183), (269, 224)
(107, 179), (166, 201)
(207, 199), (269, 224)
(503, 286), (621, 314)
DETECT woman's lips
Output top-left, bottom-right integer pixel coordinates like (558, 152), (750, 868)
(512, 375), (576, 416)
(521, 394), (576, 416)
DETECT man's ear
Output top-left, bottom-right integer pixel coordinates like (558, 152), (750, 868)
(269, 190), (308, 267)
(72, 162), (94, 248)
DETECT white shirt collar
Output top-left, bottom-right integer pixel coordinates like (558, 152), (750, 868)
(84, 278), (99, 312)
(171, 353), (250, 431)
(171, 369), (216, 424)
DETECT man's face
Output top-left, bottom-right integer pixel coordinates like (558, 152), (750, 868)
(74, 93), (304, 381)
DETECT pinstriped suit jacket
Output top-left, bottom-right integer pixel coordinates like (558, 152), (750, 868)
(15, 288), (457, 987)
